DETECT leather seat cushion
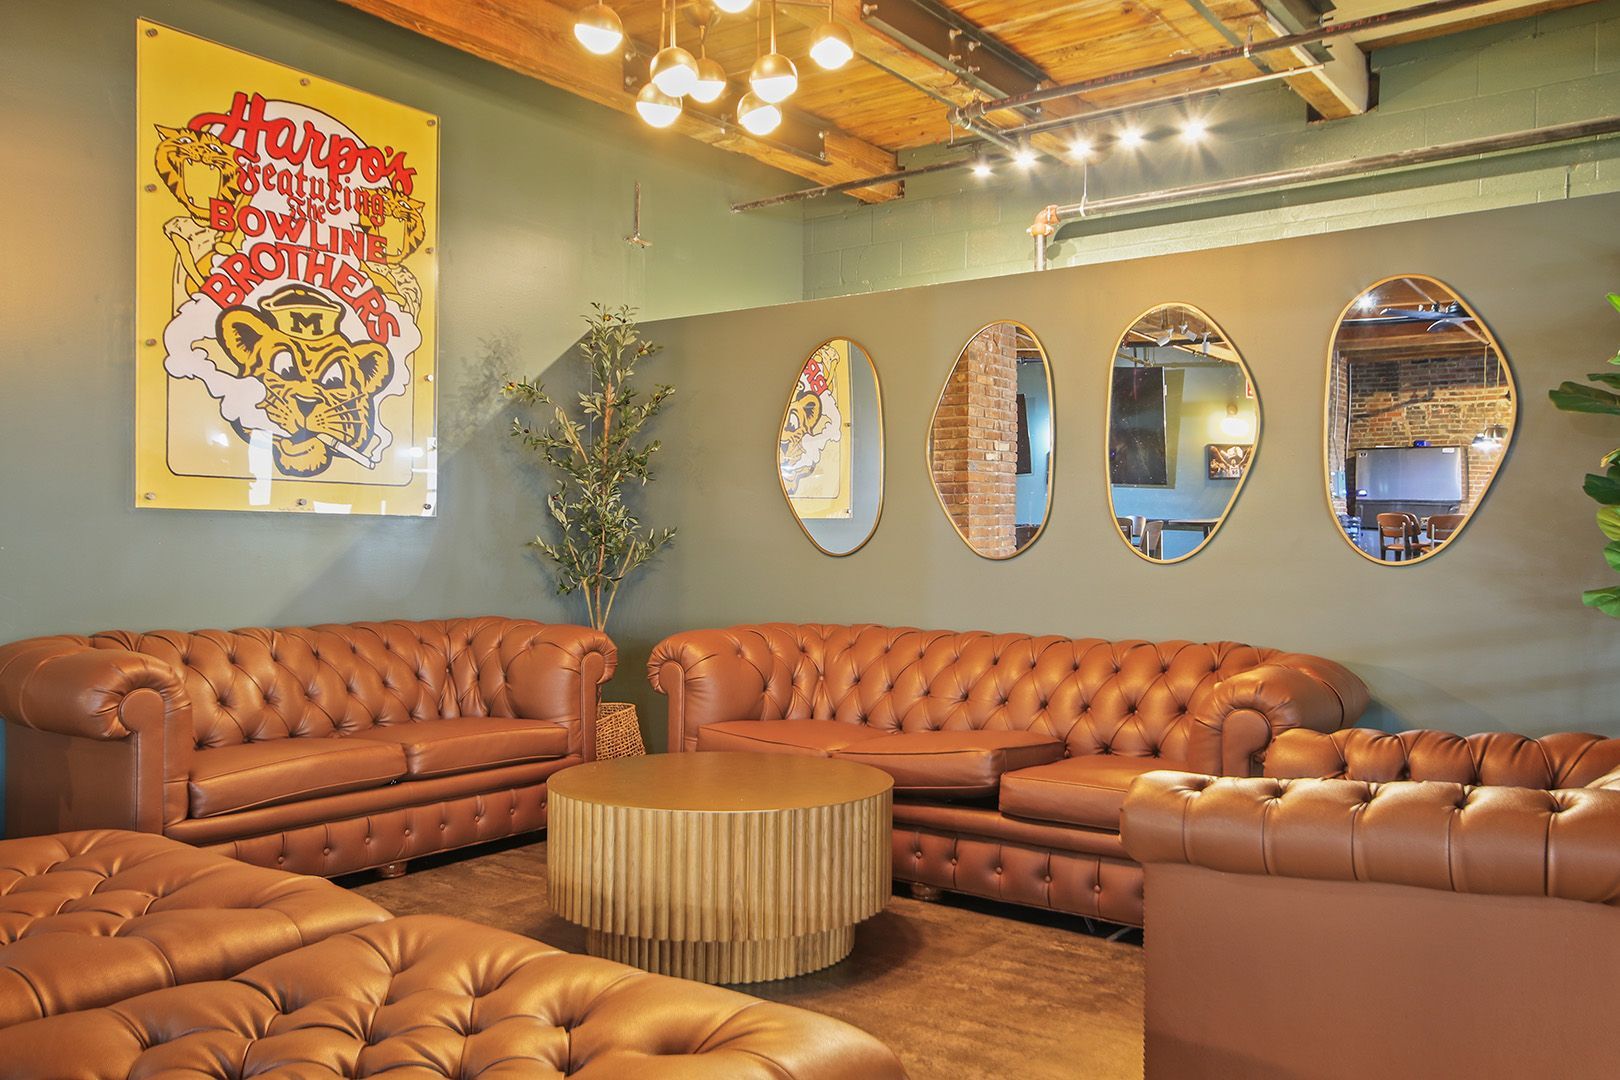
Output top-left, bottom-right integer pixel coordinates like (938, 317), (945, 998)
(1000, 754), (1186, 830)
(696, 719), (891, 756)
(0, 914), (908, 1079)
(0, 830), (388, 1029)
(833, 730), (1065, 797)
(188, 738), (407, 818)
(349, 717), (568, 779)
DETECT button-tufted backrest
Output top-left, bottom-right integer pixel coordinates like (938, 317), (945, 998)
(73, 618), (609, 751)
(655, 624), (1288, 760)
(1266, 727), (1620, 789)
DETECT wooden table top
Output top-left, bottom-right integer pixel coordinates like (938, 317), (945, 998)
(549, 751), (892, 812)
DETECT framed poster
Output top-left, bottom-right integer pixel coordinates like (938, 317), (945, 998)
(1208, 443), (1254, 479)
(135, 20), (438, 515)
(779, 339), (854, 520)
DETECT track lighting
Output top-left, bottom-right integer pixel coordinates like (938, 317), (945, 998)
(972, 152), (992, 178)
(1118, 126), (1145, 150)
(1069, 135), (1093, 159)
(809, 14), (855, 70)
(1180, 117), (1209, 143)
(690, 57), (728, 104)
(635, 82), (684, 128)
(1013, 143), (1037, 169)
(737, 90), (782, 135)
(573, 2), (624, 55)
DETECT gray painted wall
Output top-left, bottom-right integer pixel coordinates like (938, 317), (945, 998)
(623, 194), (1620, 746)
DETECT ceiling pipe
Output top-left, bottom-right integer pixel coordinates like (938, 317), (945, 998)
(952, 0), (1509, 128)
(1029, 114), (1620, 267)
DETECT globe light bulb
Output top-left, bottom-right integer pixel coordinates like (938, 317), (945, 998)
(749, 52), (798, 104)
(809, 21), (855, 69)
(573, 2), (624, 55)
(650, 46), (699, 98)
(714, 0), (753, 11)
(689, 57), (728, 104)
(636, 82), (684, 128)
(737, 90), (782, 136)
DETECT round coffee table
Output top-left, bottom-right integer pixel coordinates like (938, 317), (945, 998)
(547, 751), (893, 984)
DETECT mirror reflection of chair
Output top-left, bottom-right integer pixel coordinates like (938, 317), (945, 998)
(1376, 512), (1431, 562)
(1141, 519), (1164, 560)
(1428, 513), (1466, 543)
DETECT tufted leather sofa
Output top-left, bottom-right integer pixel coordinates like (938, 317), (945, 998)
(0, 912), (908, 1078)
(0, 618), (615, 876)
(0, 829), (388, 1028)
(648, 624), (1367, 925)
(1122, 754), (1620, 1079)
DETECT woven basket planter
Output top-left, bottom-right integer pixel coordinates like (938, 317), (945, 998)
(595, 702), (646, 759)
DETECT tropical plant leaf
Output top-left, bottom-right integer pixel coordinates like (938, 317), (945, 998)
(1587, 370), (1620, 389)
(1601, 507), (1620, 542)
(1550, 382), (1620, 414)
(1585, 468), (1620, 505)
(1604, 447), (1620, 469)
(1608, 293), (1620, 315)
(1583, 585), (1620, 618)
(1605, 541), (1620, 574)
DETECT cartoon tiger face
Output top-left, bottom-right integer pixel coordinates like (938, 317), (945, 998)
(216, 287), (393, 477)
(154, 124), (244, 223)
(779, 389), (828, 468)
(361, 186), (426, 264)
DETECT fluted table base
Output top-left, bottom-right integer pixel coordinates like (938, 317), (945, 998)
(587, 925), (855, 983)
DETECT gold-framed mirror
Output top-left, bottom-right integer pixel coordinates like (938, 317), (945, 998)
(926, 321), (1054, 560)
(777, 337), (884, 556)
(1325, 274), (1515, 565)
(1107, 304), (1259, 564)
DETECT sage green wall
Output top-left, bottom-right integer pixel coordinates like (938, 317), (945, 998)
(0, 0), (805, 809)
(625, 194), (1620, 745)
(802, 0), (1620, 298)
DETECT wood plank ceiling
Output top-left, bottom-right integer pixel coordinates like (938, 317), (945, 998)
(339, 0), (1594, 205)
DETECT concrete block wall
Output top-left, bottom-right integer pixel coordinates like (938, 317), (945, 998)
(800, 0), (1620, 300)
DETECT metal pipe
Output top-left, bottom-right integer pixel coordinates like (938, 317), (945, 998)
(953, 0), (1507, 127)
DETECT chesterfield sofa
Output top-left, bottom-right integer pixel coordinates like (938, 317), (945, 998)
(1121, 727), (1620, 1080)
(0, 830), (907, 1077)
(0, 617), (615, 876)
(648, 623), (1367, 925)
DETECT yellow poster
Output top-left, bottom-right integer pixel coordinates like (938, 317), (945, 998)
(779, 340), (854, 519)
(135, 20), (437, 515)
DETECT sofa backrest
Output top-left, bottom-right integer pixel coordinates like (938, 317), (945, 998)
(1265, 728), (1620, 790)
(76, 618), (603, 751)
(689, 624), (1288, 760)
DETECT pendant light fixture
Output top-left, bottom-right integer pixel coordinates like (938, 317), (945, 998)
(750, 1), (798, 104)
(636, 82), (684, 128)
(650, 0), (699, 99)
(573, 2), (624, 55)
(737, 91), (781, 136)
(809, 2), (854, 70)
(690, 23), (728, 105)
(713, 0), (753, 11)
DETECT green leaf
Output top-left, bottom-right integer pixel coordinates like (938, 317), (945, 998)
(1608, 293), (1620, 315)
(1603, 447), (1620, 469)
(1587, 370), (1620, 388)
(1550, 382), (1620, 414)
(1601, 507), (1620, 541)
(1585, 468), (1620, 505)
(1582, 585), (1620, 618)
(1604, 541), (1620, 574)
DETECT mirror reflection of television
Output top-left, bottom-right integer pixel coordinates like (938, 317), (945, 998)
(1354, 447), (1464, 502)
(1111, 367), (1168, 486)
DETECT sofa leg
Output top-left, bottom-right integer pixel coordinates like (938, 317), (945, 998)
(907, 882), (943, 902)
(377, 861), (408, 880)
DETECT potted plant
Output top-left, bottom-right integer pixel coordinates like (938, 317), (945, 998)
(503, 303), (675, 755)
(1548, 293), (1620, 617)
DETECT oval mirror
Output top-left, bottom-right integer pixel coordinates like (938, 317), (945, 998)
(1107, 304), (1259, 564)
(777, 338), (884, 556)
(1325, 275), (1515, 565)
(927, 321), (1053, 560)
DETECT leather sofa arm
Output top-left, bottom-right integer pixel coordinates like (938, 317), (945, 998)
(1186, 654), (1369, 776)
(0, 637), (193, 832)
(648, 628), (790, 753)
(1122, 771), (1620, 905)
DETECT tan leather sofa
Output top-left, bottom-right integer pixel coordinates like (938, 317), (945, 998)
(649, 623), (1367, 925)
(0, 617), (615, 876)
(1122, 728), (1620, 1080)
(0, 832), (907, 1077)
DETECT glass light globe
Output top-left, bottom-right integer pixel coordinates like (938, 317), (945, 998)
(809, 21), (854, 69)
(636, 82), (684, 129)
(651, 46), (699, 98)
(749, 52), (798, 104)
(573, 3), (624, 56)
(690, 57), (728, 104)
(714, 0), (753, 11)
(737, 91), (782, 136)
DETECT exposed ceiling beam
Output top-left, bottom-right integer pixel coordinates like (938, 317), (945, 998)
(1213, 0), (1369, 119)
(335, 0), (902, 202)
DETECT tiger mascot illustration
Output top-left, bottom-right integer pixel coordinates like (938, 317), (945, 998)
(360, 185), (426, 317)
(778, 344), (843, 496)
(215, 284), (393, 477)
(154, 123), (247, 312)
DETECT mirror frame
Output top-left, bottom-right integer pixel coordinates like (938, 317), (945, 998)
(1321, 274), (1516, 568)
(775, 336), (887, 558)
(925, 320), (1056, 562)
(1105, 302), (1262, 566)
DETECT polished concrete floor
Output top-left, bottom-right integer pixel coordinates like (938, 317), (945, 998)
(350, 836), (1146, 1080)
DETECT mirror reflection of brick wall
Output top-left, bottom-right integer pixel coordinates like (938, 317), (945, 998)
(933, 324), (1020, 557)
(1348, 354), (1512, 508)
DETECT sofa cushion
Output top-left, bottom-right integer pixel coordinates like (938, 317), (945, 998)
(349, 717), (569, 779)
(832, 730), (1065, 797)
(696, 719), (891, 756)
(188, 738), (407, 818)
(1000, 754), (1185, 830)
